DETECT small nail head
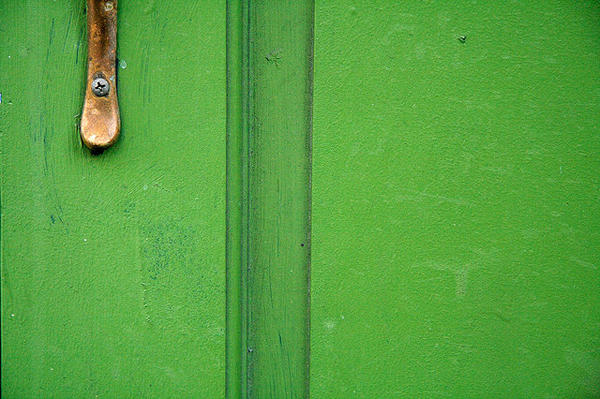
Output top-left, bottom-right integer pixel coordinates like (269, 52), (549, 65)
(91, 77), (110, 97)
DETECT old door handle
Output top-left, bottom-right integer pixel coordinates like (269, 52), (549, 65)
(80, 0), (120, 150)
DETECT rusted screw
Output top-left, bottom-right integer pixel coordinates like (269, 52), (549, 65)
(91, 77), (110, 97)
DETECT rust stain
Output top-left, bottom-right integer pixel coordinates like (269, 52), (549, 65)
(80, 0), (120, 150)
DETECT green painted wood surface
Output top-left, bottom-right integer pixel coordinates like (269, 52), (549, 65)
(226, 0), (246, 396)
(4, 0), (600, 397)
(0, 1), (226, 396)
(227, 2), (313, 396)
(245, 1), (313, 397)
(311, 1), (600, 397)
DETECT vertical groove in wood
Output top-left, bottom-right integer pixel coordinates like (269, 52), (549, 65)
(225, 0), (244, 397)
(246, 1), (314, 397)
(227, 0), (314, 396)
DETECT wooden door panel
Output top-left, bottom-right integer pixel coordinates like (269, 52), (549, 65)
(0, 1), (226, 396)
(3, 0), (599, 397)
(311, 1), (600, 396)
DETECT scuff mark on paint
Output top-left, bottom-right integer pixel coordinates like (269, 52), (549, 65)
(570, 256), (597, 270)
(455, 269), (468, 296)
(141, 258), (151, 324)
(266, 48), (283, 67)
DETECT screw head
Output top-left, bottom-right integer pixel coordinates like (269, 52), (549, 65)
(91, 77), (110, 97)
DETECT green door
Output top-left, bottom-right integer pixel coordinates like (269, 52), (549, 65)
(1, 1), (226, 396)
(2, 1), (599, 397)
(310, 1), (600, 397)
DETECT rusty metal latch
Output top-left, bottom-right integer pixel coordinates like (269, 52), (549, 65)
(80, 0), (120, 150)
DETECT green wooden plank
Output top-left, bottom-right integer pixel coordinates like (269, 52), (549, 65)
(0, 1), (226, 396)
(311, 1), (600, 397)
(245, 0), (314, 397)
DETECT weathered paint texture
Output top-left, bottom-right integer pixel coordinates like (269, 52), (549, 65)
(311, 1), (600, 397)
(228, 1), (314, 396)
(3, 0), (600, 397)
(1, 1), (226, 396)
(245, 0), (313, 397)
